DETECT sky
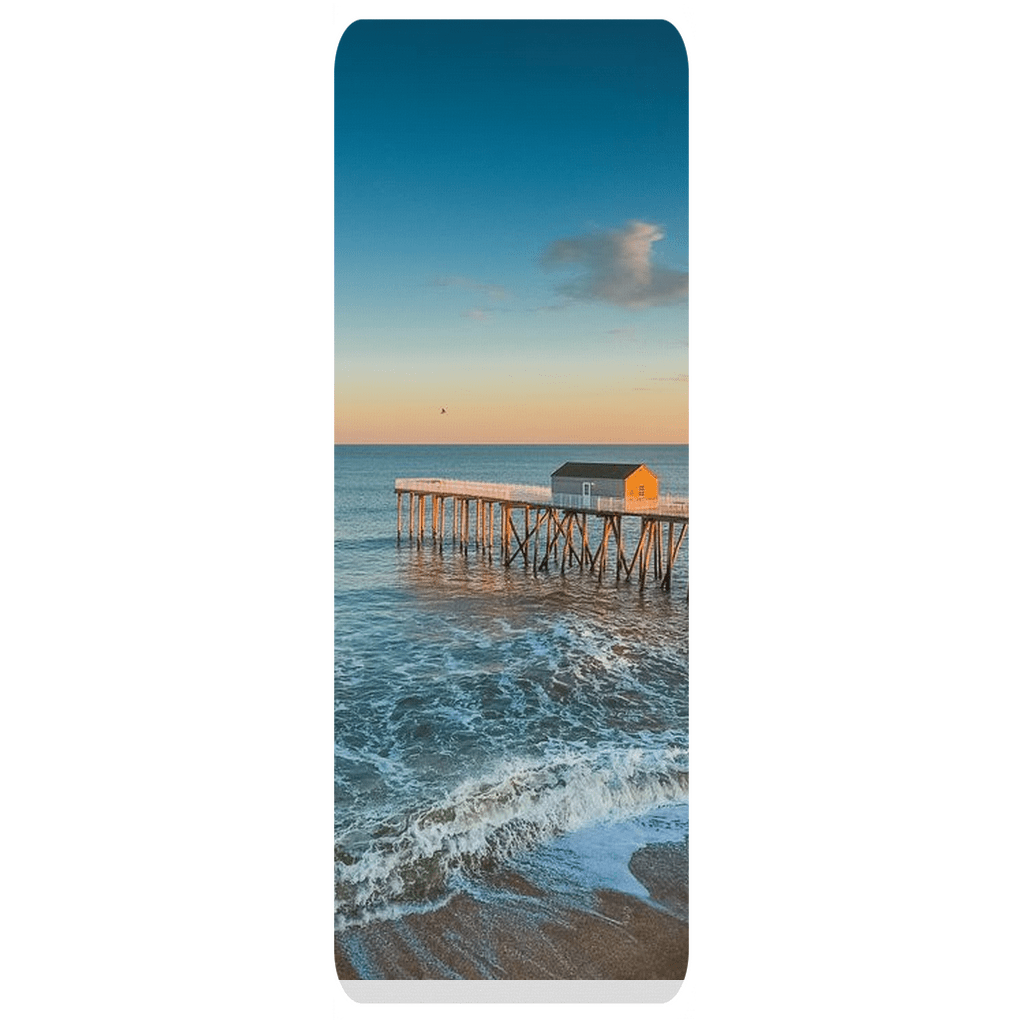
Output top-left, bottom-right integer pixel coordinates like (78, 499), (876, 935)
(335, 20), (688, 444)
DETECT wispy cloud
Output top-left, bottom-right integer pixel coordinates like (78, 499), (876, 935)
(542, 220), (688, 309)
(432, 276), (508, 301)
(461, 308), (491, 321)
(650, 374), (689, 382)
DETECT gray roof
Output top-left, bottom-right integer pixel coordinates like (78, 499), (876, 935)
(551, 462), (649, 480)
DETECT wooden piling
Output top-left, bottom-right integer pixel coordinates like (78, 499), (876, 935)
(538, 510), (543, 570)
(639, 521), (655, 590)
(596, 517), (611, 581)
(663, 522), (675, 589)
(522, 507), (530, 569)
(664, 521), (687, 592)
(612, 517), (621, 580)
(625, 520), (644, 580)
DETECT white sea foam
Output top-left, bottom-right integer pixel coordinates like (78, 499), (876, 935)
(335, 744), (688, 928)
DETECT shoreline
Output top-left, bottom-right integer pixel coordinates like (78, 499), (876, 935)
(335, 840), (687, 981)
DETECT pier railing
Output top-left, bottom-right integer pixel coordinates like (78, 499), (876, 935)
(395, 477), (688, 518)
(395, 477), (549, 503)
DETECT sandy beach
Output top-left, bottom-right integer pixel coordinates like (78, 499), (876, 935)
(336, 840), (687, 981)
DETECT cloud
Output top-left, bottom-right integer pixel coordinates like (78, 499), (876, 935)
(432, 276), (508, 301)
(541, 221), (688, 309)
(461, 308), (491, 321)
(650, 374), (689, 382)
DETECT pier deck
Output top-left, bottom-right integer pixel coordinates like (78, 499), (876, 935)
(394, 477), (688, 593)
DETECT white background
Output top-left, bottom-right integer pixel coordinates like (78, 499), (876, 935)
(2, 1), (1022, 1021)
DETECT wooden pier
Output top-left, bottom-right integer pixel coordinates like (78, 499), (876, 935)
(394, 477), (688, 593)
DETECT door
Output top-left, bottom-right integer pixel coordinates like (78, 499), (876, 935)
(582, 481), (592, 508)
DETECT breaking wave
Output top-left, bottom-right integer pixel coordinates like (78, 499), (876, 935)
(334, 744), (688, 928)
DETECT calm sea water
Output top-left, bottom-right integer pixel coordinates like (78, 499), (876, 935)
(335, 445), (688, 940)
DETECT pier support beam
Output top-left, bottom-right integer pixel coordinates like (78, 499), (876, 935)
(639, 520), (655, 590)
(662, 521), (687, 592)
(596, 517), (612, 581)
(663, 522), (674, 589)
(505, 508), (524, 568)
(626, 519), (645, 580)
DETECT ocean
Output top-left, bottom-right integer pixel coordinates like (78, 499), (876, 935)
(334, 444), (689, 979)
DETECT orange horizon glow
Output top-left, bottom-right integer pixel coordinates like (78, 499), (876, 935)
(334, 356), (688, 445)
(334, 389), (688, 445)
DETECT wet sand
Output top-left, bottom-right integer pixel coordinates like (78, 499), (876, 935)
(336, 841), (687, 981)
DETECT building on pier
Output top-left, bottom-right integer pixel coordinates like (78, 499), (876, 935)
(393, 474), (687, 595)
(550, 462), (659, 506)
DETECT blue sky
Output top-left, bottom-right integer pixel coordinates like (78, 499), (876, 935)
(335, 20), (688, 443)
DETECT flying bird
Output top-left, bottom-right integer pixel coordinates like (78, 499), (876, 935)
(440, 408), (447, 414)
